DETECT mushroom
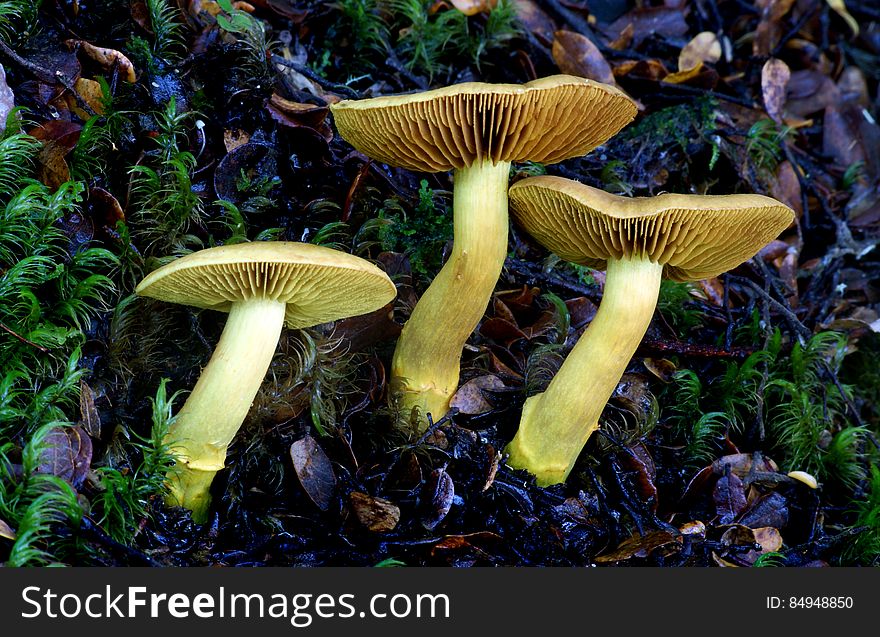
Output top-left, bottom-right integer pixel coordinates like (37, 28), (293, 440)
(135, 242), (396, 521)
(330, 76), (637, 428)
(504, 176), (794, 485)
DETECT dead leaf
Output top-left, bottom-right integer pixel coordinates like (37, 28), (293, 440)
(331, 303), (401, 352)
(0, 518), (15, 541)
(714, 471), (747, 524)
(265, 93), (332, 141)
(770, 160), (803, 219)
(643, 358), (676, 382)
(752, 0), (796, 56)
(37, 141), (72, 190)
(449, 0), (496, 16)
(678, 32), (721, 72)
(223, 128), (250, 152)
(552, 30), (615, 86)
(738, 492), (789, 529)
(607, 6), (689, 48)
(483, 446), (501, 492)
(65, 78), (106, 119)
(422, 467), (455, 530)
(786, 70), (840, 118)
(66, 40), (136, 83)
(0, 64), (15, 134)
(511, 0), (556, 43)
(753, 526), (784, 553)
(36, 426), (93, 488)
(290, 435), (337, 511)
(79, 381), (101, 438)
(761, 58), (790, 124)
(349, 492), (400, 532)
(449, 375), (506, 416)
(594, 530), (679, 563)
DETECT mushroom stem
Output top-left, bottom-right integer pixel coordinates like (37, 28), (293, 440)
(505, 255), (663, 485)
(165, 298), (286, 521)
(391, 160), (511, 429)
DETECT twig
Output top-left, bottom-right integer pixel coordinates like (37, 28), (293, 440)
(639, 337), (755, 359)
(504, 256), (600, 300)
(0, 39), (57, 84)
(727, 274), (812, 341)
(0, 322), (49, 352)
(79, 517), (161, 566)
(270, 55), (361, 99)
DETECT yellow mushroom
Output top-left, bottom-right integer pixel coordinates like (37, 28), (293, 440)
(136, 242), (396, 521)
(505, 176), (794, 485)
(330, 76), (637, 429)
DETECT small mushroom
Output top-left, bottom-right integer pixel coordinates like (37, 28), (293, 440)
(136, 242), (396, 521)
(505, 176), (794, 485)
(331, 76), (637, 428)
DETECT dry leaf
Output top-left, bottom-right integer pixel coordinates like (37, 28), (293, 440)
(66, 78), (106, 119)
(36, 426), (93, 488)
(66, 40), (136, 83)
(79, 381), (101, 438)
(753, 526), (784, 553)
(449, 0), (496, 16)
(678, 32), (721, 72)
(449, 375), (506, 415)
(552, 30), (614, 86)
(223, 128), (250, 152)
(422, 467), (455, 530)
(290, 435), (337, 511)
(594, 530), (678, 563)
(349, 492), (400, 532)
(761, 58), (790, 123)
(37, 141), (72, 190)
(511, 0), (556, 43)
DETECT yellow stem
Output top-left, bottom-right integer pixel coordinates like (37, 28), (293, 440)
(505, 255), (663, 485)
(391, 160), (510, 430)
(164, 298), (286, 521)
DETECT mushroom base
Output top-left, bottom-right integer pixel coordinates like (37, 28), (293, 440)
(390, 160), (510, 430)
(505, 256), (663, 485)
(164, 298), (286, 522)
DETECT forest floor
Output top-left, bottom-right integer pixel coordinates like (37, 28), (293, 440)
(0, 0), (878, 566)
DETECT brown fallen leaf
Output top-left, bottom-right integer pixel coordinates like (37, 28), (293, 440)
(65, 78), (106, 120)
(290, 435), (337, 511)
(79, 381), (101, 438)
(552, 30), (615, 86)
(449, 0), (496, 16)
(607, 6), (689, 48)
(449, 375), (506, 416)
(66, 40), (136, 83)
(36, 426), (93, 488)
(761, 58), (790, 124)
(594, 530), (679, 563)
(678, 32), (721, 72)
(511, 0), (556, 43)
(770, 160), (803, 219)
(223, 128), (250, 152)
(643, 358), (676, 383)
(753, 526), (784, 553)
(37, 141), (72, 191)
(714, 471), (748, 524)
(349, 492), (400, 532)
(753, 0), (796, 56)
(422, 467), (455, 530)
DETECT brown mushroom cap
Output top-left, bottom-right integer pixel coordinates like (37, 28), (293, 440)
(330, 75), (637, 172)
(509, 176), (794, 281)
(135, 242), (397, 328)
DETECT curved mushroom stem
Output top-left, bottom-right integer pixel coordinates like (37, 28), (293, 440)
(165, 298), (286, 522)
(390, 160), (510, 430)
(505, 255), (663, 485)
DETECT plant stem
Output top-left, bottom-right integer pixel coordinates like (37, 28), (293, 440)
(391, 160), (510, 430)
(505, 255), (663, 485)
(165, 298), (286, 521)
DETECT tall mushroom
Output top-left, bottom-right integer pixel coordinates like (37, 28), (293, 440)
(505, 176), (794, 485)
(330, 76), (637, 428)
(136, 242), (396, 521)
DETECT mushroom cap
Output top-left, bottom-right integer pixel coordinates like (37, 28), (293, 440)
(509, 176), (794, 281)
(135, 242), (397, 329)
(330, 75), (637, 172)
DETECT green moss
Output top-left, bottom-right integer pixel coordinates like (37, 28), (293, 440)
(378, 179), (452, 278)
